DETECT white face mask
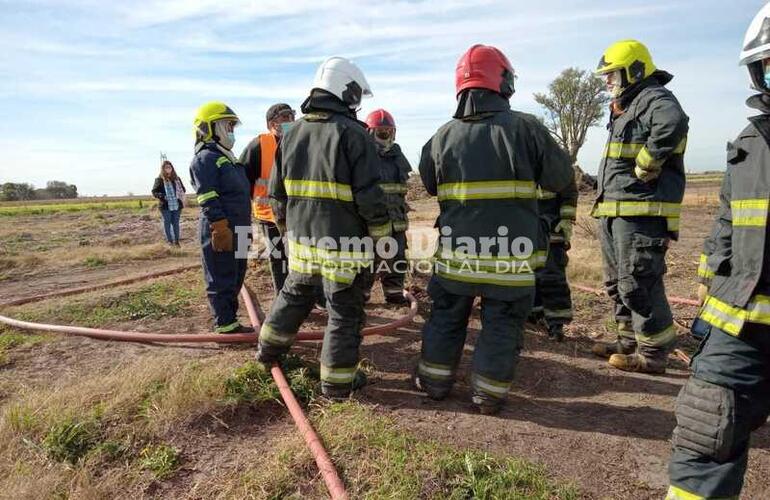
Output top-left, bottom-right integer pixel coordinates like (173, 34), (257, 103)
(604, 70), (624, 98)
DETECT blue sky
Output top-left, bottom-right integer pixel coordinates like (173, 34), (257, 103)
(0, 0), (764, 195)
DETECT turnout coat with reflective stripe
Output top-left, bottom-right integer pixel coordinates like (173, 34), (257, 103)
(189, 142), (252, 227)
(592, 71), (689, 237)
(377, 143), (411, 232)
(419, 90), (574, 300)
(537, 181), (578, 244)
(698, 98), (770, 335)
(268, 92), (390, 288)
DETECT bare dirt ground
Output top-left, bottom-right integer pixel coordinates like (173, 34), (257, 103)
(1, 182), (769, 499)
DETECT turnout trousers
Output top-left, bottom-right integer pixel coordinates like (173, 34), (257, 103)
(258, 272), (368, 391)
(667, 323), (770, 499)
(417, 276), (532, 403)
(599, 216), (676, 356)
(533, 242), (573, 328)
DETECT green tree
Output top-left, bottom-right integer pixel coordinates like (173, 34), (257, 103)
(534, 67), (609, 179)
(0, 182), (35, 201)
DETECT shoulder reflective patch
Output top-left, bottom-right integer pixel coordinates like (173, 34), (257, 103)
(216, 156), (231, 168)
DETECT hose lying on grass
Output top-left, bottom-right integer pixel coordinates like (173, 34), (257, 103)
(0, 266), (418, 500)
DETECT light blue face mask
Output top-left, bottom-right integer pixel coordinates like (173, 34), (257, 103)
(227, 132), (236, 144)
(764, 66), (770, 89)
(279, 122), (293, 135)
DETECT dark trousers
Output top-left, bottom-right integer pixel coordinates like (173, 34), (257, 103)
(668, 323), (770, 498)
(418, 277), (532, 400)
(259, 273), (367, 388)
(200, 218), (249, 329)
(161, 209), (181, 243)
(599, 216), (675, 353)
(260, 221), (288, 295)
(534, 242), (573, 327)
(364, 231), (407, 299)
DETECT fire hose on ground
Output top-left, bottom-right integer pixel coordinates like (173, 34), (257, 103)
(0, 265), (418, 500)
(0, 265), (704, 495)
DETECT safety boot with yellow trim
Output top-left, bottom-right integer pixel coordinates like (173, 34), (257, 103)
(608, 352), (667, 374)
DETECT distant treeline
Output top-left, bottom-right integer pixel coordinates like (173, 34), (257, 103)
(0, 181), (78, 201)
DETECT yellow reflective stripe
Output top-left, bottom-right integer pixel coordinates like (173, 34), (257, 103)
(471, 373), (511, 398)
(418, 360), (453, 380)
(435, 248), (546, 269)
(284, 179), (353, 202)
(287, 239), (373, 264)
(604, 142), (644, 159)
(697, 253), (715, 279)
(380, 183), (408, 194)
(699, 294), (770, 336)
(368, 221), (392, 238)
(731, 199), (769, 227)
(636, 146), (664, 170)
(560, 205), (577, 218)
(674, 137), (688, 154)
(436, 266), (536, 287)
(543, 308), (572, 319)
(665, 485), (707, 500)
(392, 220), (408, 232)
(636, 324), (677, 348)
(320, 364), (356, 383)
(259, 324), (295, 346)
(591, 201), (681, 218)
(215, 156), (231, 168)
(537, 187), (557, 200)
(667, 216), (680, 232)
(197, 190), (219, 204)
(437, 180), (536, 201)
(287, 259), (357, 284)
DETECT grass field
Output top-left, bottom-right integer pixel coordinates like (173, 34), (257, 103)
(1, 186), (769, 499)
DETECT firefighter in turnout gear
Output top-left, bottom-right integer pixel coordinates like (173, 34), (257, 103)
(532, 181), (578, 341)
(189, 101), (254, 334)
(363, 108), (412, 305)
(590, 39), (689, 374)
(239, 103), (296, 295)
(256, 57), (391, 399)
(667, 5), (770, 498)
(415, 44), (575, 414)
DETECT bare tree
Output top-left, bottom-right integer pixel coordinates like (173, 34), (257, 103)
(534, 67), (609, 180)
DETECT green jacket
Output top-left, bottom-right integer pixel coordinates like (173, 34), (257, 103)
(269, 90), (391, 289)
(591, 71), (689, 238)
(376, 143), (411, 232)
(697, 95), (770, 336)
(419, 89), (575, 300)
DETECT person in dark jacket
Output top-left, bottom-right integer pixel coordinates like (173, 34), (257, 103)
(362, 108), (412, 305)
(531, 182), (578, 341)
(151, 161), (186, 246)
(189, 101), (254, 334)
(667, 6), (770, 498)
(256, 57), (390, 399)
(590, 39), (689, 374)
(414, 44), (575, 414)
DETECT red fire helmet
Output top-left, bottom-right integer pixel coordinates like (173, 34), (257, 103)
(455, 44), (516, 97)
(365, 108), (396, 129)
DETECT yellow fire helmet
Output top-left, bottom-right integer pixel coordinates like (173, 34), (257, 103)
(193, 101), (240, 142)
(595, 39), (657, 85)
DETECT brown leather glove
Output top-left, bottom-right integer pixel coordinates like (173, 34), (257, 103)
(210, 219), (233, 252)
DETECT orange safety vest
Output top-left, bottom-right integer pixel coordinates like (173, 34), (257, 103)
(252, 133), (278, 223)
